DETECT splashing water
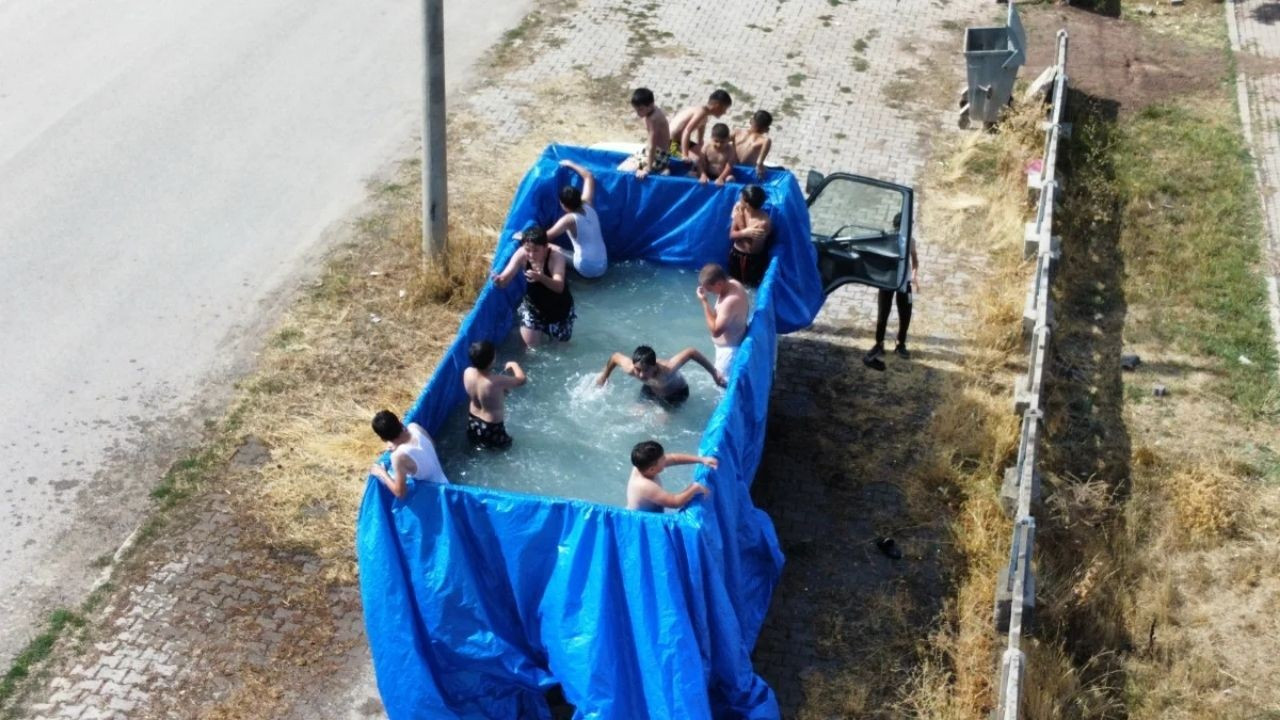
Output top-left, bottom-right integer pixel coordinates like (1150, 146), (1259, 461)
(433, 261), (730, 507)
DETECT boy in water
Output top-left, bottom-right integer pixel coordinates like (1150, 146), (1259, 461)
(492, 225), (575, 347)
(626, 440), (715, 512)
(596, 345), (726, 405)
(369, 410), (449, 499)
(547, 159), (608, 278)
(733, 110), (773, 181)
(670, 89), (733, 162)
(695, 123), (739, 186)
(462, 341), (526, 449)
(695, 263), (750, 378)
(728, 185), (773, 286)
(619, 87), (671, 180)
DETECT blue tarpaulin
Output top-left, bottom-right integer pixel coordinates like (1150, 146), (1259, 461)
(357, 145), (823, 719)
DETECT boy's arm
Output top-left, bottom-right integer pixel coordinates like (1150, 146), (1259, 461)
(638, 479), (710, 509)
(696, 287), (719, 335)
(668, 348), (725, 386)
(685, 113), (707, 156)
(756, 137), (772, 178)
(640, 116), (657, 178)
(541, 249), (567, 293)
(546, 213), (575, 240)
(663, 453), (718, 468)
(597, 352), (632, 385)
(492, 247), (526, 288)
(696, 153), (711, 183)
(370, 456), (409, 499)
(560, 159), (596, 206)
(497, 361), (527, 388)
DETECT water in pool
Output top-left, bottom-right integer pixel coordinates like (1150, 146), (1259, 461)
(433, 261), (736, 508)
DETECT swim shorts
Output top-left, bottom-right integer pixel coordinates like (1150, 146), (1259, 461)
(631, 145), (672, 173)
(467, 413), (512, 449)
(518, 299), (576, 342)
(714, 345), (738, 377)
(640, 383), (691, 406)
(729, 247), (768, 287)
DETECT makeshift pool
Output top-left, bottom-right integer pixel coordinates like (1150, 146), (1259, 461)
(357, 146), (824, 720)
(433, 261), (725, 507)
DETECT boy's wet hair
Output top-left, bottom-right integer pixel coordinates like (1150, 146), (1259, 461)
(709, 89), (732, 107)
(631, 440), (665, 471)
(468, 340), (496, 370)
(699, 263), (728, 287)
(711, 123), (730, 140)
(372, 410), (404, 442)
(632, 345), (658, 369)
(522, 224), (549, 246)
(741, 185), (766, 209)
(631, 87), (655, 107)
(752, 110), (773, 132)
(559, 185), (583, 211)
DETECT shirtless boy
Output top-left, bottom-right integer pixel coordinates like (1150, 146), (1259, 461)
(669, 89), (732, 161)
(695, 263), (750, 378)
(369, 410), (449, 499)
(620, 87), (672, 180)
(728, 185), (773, 286)
(626, 440), (715, 512)
(733, 110), (773, 181)
(462, 340), (527, 449)
(696, 123), (739, 186)
(596, 345), (726, 405)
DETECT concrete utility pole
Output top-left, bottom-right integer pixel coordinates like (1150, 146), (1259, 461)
(421, 0), (448, 260)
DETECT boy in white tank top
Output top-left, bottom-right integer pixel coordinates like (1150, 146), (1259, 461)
(547, 159), (608, 278)
(370, 410), (449, 499)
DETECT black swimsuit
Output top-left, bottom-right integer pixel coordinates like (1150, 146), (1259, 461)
(518, 253), (576, 341)
(467, 413), (512, 449)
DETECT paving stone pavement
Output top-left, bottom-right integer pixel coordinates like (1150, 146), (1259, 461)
(1228, 0), (1280, 373)
(14, 0), (993, 717)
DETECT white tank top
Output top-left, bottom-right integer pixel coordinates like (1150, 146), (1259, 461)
(568, 205), (607, 278)
(393, 425), (449, 484)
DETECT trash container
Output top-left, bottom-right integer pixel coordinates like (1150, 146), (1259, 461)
(962, 2), (1026, 125)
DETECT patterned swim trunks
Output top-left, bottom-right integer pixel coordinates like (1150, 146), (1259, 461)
(467, 413), (512, 449)
(631, 145), (672, 173)
(518, 299), (576, 342)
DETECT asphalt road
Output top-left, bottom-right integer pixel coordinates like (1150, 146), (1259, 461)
(0, 0), (530, 664)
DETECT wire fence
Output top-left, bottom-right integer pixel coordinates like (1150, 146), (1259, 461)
(993, 27), (1069, 720)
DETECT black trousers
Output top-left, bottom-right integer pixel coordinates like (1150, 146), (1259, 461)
(875, 283), (913, 346)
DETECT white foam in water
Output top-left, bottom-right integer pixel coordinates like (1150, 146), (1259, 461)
(432, 261), (728, 507)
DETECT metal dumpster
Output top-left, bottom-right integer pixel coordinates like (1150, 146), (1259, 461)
(962, 3), (1026, 126)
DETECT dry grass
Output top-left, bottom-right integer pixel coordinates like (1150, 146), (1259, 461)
(881, 101), (1049, 717)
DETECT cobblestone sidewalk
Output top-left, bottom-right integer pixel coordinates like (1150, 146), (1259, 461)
(13, 0), (991, 717)
(1228, 0), (1280, 373)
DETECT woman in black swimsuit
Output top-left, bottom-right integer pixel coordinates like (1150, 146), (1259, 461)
(492, 225), (576, 347)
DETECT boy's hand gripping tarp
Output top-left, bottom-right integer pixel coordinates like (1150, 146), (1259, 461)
(357, 146), (822, 719)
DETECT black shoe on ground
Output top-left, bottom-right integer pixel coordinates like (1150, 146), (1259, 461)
(894, 343), (910, 359)
(865, 343), (885, 361)
(875, 537), (903, 560)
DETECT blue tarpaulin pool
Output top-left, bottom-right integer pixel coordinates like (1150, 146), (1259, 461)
(356, 145), (823, 719)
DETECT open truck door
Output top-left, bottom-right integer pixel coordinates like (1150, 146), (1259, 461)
(806, 171), (914, 295)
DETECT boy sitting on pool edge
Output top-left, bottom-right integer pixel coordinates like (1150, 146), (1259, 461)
(627, 440), (714, 512)
(596, 345), (726, 406)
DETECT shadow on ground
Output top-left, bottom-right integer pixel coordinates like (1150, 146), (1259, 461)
(751, 330), (958, 718)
